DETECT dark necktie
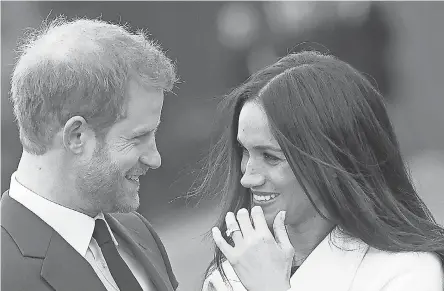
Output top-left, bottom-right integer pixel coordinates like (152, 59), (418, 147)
(93, 219), (143, 291)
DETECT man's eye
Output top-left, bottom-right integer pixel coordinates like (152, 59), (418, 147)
(132, 133), (151, 144)
(138, 132), (151, 139)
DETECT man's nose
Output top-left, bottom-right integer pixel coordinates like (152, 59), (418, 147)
(139, 142), (161, 169)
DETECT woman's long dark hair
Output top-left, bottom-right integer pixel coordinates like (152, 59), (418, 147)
(194, 51), (444, 284)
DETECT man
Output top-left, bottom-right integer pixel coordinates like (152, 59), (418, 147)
(1, 17), (178, 291)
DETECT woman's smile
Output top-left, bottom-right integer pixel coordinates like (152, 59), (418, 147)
(252, 191), (280, 205)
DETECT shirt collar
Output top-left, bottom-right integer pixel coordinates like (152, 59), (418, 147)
(9, 171), (118, 257)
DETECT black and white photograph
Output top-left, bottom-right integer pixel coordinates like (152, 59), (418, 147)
(1, 1), (444, 291)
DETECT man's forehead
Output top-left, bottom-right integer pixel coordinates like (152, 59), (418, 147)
(125, 86), (164, 119)
(127, 77), (165, 96)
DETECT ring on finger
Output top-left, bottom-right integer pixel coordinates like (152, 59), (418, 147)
(225, 226), (242, 238)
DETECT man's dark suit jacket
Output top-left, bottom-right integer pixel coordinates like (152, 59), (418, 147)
(1, 191), (178, 291)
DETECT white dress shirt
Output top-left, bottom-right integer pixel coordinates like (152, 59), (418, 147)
(9, 172), (156, 291)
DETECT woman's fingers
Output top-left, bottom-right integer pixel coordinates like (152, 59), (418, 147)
(273, 211), (294, 254)
(236, 208), (254, 237)
(212, 227), (234, 261)
(212, 209), (294, 291)
(225, 212), (243, 243)
(224, 208), (284, 251)
(250, 206), (269, 232)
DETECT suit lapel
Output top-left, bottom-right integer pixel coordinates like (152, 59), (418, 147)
(105, 214), (173, 291)
(1, 191), (53, 257)
(1, 191), (107, 291)
(41, 232), (107, 291)
(290, 228), (369, 291)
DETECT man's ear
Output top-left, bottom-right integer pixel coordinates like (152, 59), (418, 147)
(62, 116), (93, 154)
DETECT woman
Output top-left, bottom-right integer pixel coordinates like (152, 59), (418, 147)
(198, 51), (444, 291)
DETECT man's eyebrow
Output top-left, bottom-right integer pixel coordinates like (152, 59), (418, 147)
(236, 138), (282, 152)
(131, 124), (159, 137)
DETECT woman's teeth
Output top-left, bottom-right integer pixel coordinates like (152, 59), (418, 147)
(253, 193), (278, 202)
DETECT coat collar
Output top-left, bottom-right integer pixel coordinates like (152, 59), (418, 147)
(1, 191), (107, 291)
(290, 228), (369, 290)
(212, 227), (369, 291)
(1, 191), (174, 291)
(1, 190), (53, 258)
(106, 213), (174, 291)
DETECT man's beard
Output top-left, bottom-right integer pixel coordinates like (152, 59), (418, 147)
(75, 143), (140, 214)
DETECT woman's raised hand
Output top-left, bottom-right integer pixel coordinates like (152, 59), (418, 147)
(212, 206), (294, 291)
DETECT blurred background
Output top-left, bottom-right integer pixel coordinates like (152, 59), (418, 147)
(2, 2), (444, 291)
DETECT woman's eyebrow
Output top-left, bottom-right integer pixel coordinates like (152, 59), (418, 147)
(237, 139), (282, 152)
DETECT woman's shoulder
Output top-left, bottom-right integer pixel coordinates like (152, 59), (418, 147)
(364, 247), (442, 269)
(353, 248), (443, 290)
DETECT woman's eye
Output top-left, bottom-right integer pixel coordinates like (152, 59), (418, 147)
(263, 153), (280, 164)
